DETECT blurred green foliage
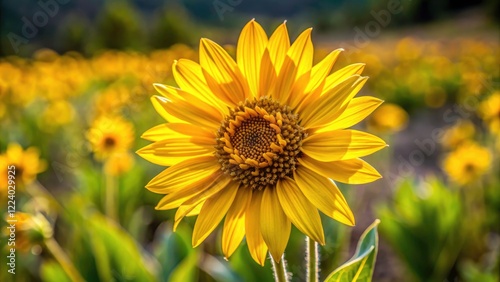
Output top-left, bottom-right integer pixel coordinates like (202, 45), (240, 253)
(1, 0), (498, 57)
(93, 2), (145, 52)
(377, 177), (500, 282)
(149, 4), (197, 49)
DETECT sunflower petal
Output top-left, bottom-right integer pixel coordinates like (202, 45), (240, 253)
(245, 190), (268, 266)
(173, 59), (228, 113)
(274, 28), (313, 102)
(301, 75), (366, 128)
(222, 187), (252, 259)
(199, 38), (250, 105)
(173, 201), (205, 231)
(237, 19), (268, 97)
(267, 21), (290, 73)
(186, 201), (204, 216)
(151, 92), (221, 130)
(145, 156), (220, 193)
(150, 96), (185, 124)
(154, 173), (221, 210)
(277, 177), (325, 244)
(294, 166), (355, 226)
(182, 174), (233, 206)
(299, 155), (382, 184)
(302, 129), (387, 162)
(137, 137), (214, 167)
(154, 84), (223, 121)
(172, 174), (232, 228)
(258, 49), (277, 98)
(286, 28), (313, 79)
(192, 180), (239, 247)
(141, 123), (216, 142)
(321, 63), (366, 96)
(305, 48), (344, 94)
(288, 70), (311, 109)
(261, 187), (291, 262)
(318, 96), (383, 132)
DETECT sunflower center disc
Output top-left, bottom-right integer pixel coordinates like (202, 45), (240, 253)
(215, 97), (306, 190)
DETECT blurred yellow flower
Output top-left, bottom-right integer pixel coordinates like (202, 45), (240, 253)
(0, 102), (5, 119)
(3, 212), (53, 253)
(0, 143), (46, 192)
(479, 92), (500, 134)
(425, 87), (447, 108)
(138, 20), (386, 265)
(93, 84), (132, 115)
(441, 120), (476, 149)
(461, 71), (486, 96)
(367, 103), (408, 133)
(40, 100), (76, 129)
(443, 142), (491, 185)
(86, 115), (134, 160)
(396, 37), (423, 61)
(104, 152), (135, 176)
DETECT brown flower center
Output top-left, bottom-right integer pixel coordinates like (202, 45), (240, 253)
(464, 163), (475, 173)
(103, 136), (116, 148)
(215, 97), (306, 190)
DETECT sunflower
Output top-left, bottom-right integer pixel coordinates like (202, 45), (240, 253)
(3, 212), (52, 253)
(443, 142), (491, 185)
(138, 20), (386, 265)
(86, 115), (134, 160)
(367, 103), (408, 133)
(0, 143), (46, 192)
(479, 91), (500, 135)
(441, 120), (475, 149)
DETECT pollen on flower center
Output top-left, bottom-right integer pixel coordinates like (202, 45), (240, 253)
(232, 117), (276, 161)
(215, 97), (306, 190)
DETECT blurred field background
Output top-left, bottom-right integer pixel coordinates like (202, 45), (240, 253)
(1, 0), (499, 281)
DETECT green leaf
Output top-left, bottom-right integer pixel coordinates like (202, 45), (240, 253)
(87, 214), (159, 281)
(40, 261), (72, 282)
(168, 252), (199, 282)
(324, 219), (380, 282)
(153, 223), (193, 281)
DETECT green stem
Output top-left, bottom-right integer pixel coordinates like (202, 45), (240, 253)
(44, 237), (85, 282)
(270, 253), (288, 282)
(105, 169), (117, 221)
(307, 237), (319, 282)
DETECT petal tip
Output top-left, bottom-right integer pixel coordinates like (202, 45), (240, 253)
(192, 239), (203, 248)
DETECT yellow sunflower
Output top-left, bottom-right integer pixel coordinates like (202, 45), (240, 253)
(441, 120), (475, 149)
(3, 212), (52, 253)
(367, 103), (408, 133)
(443, 142), (491, 185)
(86, 115), (134, 160)
(0, 143), (46, 192)
(479, 91), (500, 135)
(138, 20), (386, 265)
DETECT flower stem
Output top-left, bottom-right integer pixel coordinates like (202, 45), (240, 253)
(104, 169), (117, 221)
(271, 254), (288, 282)
(306, 237), (319, 282)
(44, 237), (85, 282)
